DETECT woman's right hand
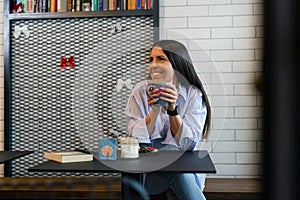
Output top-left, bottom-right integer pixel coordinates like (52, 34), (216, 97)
(147, 88), (160, 106)
(146, 88), (159, 126)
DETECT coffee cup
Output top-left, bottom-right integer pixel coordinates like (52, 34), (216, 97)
(146, 82), (169, 107)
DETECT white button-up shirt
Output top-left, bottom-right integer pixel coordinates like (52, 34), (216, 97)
(125, 80), (208, 191)
(125, 80), (207, 150)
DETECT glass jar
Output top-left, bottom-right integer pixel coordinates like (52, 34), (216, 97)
(118, 137), (139, 159)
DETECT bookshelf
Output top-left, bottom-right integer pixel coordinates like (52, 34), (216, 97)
(6, 1), (158, 20)
(10, 0), (153, 13)
(7, 10), (155, 20)
(4, 1), (159, 176)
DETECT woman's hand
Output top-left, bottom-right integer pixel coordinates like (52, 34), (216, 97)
(147, 88), (160, 106)
(146, 88), (161, 127)
(159, 84), (178, 111)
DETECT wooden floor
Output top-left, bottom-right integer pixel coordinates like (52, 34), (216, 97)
(204, 178), (264, 200)
(0, 177), (263, 200)
(0, 177), (122, 200)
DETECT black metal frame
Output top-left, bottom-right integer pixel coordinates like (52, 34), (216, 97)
(263, 0), (300, 199)
(3, 0), (159, 177)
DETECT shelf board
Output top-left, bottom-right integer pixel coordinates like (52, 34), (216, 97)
(8, 10), (154, 20)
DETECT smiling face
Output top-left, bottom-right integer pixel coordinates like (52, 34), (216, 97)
(148, 46), (174, 82)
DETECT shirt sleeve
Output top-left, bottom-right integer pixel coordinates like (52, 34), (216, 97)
(162, 86), (207, 150)
(125, 83), (167, 143)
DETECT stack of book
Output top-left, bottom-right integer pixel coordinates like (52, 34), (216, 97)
(12, 0), (153, 13)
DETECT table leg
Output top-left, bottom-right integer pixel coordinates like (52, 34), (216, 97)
(121, 173), (149, 200)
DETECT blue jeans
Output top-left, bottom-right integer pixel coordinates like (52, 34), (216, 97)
(144, 172), (206, 200)
(141, 139), (206, 200)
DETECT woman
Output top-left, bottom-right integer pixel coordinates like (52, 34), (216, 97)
(125, 40), (211, 200)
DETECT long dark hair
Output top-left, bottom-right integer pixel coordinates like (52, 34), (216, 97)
(153, 40), (211, 139)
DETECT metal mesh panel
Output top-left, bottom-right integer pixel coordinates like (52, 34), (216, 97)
(9, 16), (154, 176)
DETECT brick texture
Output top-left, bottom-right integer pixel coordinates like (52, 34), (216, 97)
(161, 0), (263, 177)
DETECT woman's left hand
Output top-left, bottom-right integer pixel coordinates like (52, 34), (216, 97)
(159, 84), (178, 111)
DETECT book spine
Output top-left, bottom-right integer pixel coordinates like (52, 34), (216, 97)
(131, 0), (136, 10)
(67, 0), (72, 11)
(75, 0), (80, 11)
(48, 0), (51, 11)
(33, 0), (37, 12)
(71, 0), (75, 11)
(50, 0), (57, 12)
(25, 0), (29, 12)
(98, 0), (103, 10)
(127, 0), (131, 10)
(57, 0), (61, 11)
(26, 0), (34, 13)
(39, 0), (43, 11)
(58, 0), (67, 12)
(148, 0), (151, 9)
(136, 0), (141, 10)
(42, 0), (47, 12)
(103, 0), (108, 11)
(92, 0), (98, 11)
(120, 0), (124, 10)
(108, 0), (114, 10)
(141, 0), (144, 9)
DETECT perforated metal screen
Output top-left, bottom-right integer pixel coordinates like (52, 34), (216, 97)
(9, 16), (154, 176)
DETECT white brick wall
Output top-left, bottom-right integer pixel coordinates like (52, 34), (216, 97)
(0, 0), (263, 178)
(160, 0), (263, 178)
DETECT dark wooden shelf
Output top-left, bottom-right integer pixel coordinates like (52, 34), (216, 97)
(7, 9), (154, 20)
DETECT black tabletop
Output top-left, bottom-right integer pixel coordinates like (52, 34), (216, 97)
(29, 150), (216, 174)
(0, 151), (33, 164)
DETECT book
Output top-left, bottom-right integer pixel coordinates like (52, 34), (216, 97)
(103, 0), (108, 11)
(50, 0), (57, 12)
(120, 0), (126, 10)
(42, 0), (48, 12)
(108, 0), (115, 11)
(33, 0), (38, 12)
(147, 0), (152, 9)
(136, 0), (141, 10)
(98, 0), (103, 10)
(128, 0), (135, 10)
(92, 0), (98, 11)
(44, 151), (94, 163)
(98, 138), (117, 160)
(48, 0), (51, 11)
(141, 0), (145, 9)
(75, 0), (80, 11)
(26, 0), (34, 12)
(71, 0), (75, 11)
(57, 0), (67, 12)
(67, 0), (73, 12)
